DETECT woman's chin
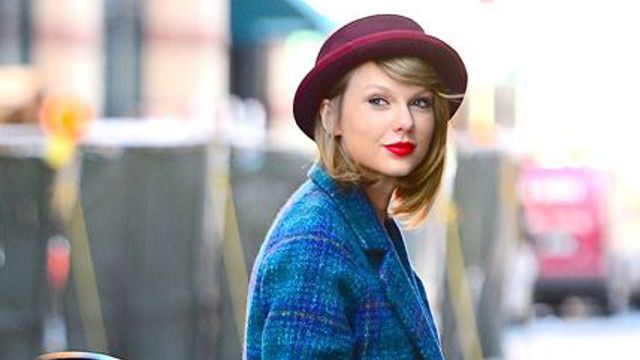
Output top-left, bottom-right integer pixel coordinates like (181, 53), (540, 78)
(373, 163), (416, 179)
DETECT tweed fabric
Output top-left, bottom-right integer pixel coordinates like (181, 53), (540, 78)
(244, 163), (444, 359)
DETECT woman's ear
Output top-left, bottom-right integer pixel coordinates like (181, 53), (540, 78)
(319, 98), (341, 137)
(319, 99), (335, 135)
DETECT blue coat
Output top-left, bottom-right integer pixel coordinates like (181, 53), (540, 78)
(244, 163), (444, 359)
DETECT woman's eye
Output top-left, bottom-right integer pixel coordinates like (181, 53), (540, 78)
(368, 97), (388, 106)
(412, 97), (433, 109)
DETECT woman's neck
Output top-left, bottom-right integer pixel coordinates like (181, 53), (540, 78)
(363, 179), (396, 224)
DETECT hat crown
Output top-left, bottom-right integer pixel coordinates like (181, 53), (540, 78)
(317, 14), (424, 64)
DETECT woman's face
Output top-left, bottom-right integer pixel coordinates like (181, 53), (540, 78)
(329, 61), (435, 181)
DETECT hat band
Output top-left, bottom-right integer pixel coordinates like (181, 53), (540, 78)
(315, 30), (446, 70)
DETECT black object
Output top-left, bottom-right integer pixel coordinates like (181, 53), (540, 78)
(63, 139), (213, 359)
(442, 149), (517, 360)
(0, 125), (55, 359)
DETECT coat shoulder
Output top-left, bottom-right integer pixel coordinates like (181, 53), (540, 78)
(263, 179), (350, 252)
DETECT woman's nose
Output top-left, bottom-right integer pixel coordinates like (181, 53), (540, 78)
(394, 106), (414, 132)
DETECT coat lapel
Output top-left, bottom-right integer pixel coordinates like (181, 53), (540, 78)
(309, 164), (443, 360)
(378, 242), (444, 360)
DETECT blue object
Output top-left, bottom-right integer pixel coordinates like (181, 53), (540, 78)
(244, 163), (444, 359)
(231, 0), (333, 44)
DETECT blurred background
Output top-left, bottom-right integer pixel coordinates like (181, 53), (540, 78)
(2, 0), (640, 359)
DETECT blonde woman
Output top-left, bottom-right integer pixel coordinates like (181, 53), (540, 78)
(244, 14), (467, 359)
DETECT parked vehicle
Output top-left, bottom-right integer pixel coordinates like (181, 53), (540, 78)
(518, 166), (630, 314)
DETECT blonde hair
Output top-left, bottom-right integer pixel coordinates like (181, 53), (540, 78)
(314, 56), (459, 227)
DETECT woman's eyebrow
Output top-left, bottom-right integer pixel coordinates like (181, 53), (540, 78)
(364, 84), (432, 97)
(363, 84), (392, 92)
(412, 90), (433, 98)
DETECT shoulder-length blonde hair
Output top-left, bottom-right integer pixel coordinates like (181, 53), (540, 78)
(313, 56), (460, 227)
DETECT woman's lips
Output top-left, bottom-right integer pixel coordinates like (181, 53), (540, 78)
(384, 142), (416, 157)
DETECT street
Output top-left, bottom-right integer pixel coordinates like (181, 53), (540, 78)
(503, 310), (640, 360)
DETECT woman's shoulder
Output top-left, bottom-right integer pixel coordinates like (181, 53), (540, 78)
(281, 179), (345, 222)
(262, 179), (352, 253)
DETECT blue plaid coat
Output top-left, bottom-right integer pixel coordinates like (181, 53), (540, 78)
(244, 163), (444, 359)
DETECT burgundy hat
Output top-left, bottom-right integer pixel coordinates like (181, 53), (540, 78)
(293, 14), (467, 140)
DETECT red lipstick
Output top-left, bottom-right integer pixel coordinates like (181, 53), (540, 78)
(384, 142), (416, 157)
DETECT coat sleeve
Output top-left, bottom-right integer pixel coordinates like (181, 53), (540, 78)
(413, 272), (441, 341)
(245, 236), (356, 359)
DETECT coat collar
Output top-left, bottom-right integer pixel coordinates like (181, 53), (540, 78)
(308, 162), (389, 252)
(308, 163), (443, 360)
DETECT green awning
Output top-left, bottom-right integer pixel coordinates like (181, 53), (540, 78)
(231, 0), (332, 44)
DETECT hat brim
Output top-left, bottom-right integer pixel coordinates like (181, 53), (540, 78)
(293, 30), (467, 140)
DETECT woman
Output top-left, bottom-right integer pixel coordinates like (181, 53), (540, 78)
(244, 14), (467, 359)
